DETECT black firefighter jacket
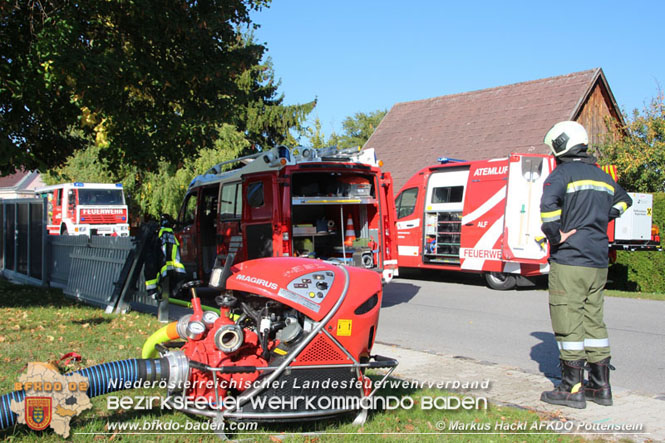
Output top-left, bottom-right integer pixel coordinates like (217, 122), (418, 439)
(540, 160), (632, 268)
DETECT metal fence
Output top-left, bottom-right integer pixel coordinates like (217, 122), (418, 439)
(63, 236), (137, 308)
(47, 235), (89, 288)
(1, 199), (157, 312)
(0, 198), (47, 286)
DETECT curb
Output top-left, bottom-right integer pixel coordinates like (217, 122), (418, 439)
(373, 342), (664, 442)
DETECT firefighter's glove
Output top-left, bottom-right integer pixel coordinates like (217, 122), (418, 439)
(535, 236), (547, 251)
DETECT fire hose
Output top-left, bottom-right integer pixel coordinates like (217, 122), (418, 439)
(0, 354), (188, 431)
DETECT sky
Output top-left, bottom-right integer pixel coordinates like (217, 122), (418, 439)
(252, 0), (664, 138)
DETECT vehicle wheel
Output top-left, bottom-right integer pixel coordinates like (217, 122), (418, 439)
(484, 272), (517, 290)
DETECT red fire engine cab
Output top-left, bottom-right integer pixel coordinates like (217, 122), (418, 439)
(394, 153), (659, 290)
(36, 182), (130, 237)
(175, 146), (399, 283)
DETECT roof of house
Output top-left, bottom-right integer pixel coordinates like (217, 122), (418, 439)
(365, 68), (617, 192)
(0, 170), (41, 191)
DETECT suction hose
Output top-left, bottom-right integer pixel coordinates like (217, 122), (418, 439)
(0, 353), (188, 431)
(142, 322), (180, 359)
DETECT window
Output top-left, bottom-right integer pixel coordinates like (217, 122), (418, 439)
(247, 182), (264, 208)
(220, 183), (242, 219)
(78, 189), (125, 205)
(179, 193), (197, 226)
(201, 187), (218, 219)
(431, 186), (464, 204)
(395, 187), (418, 219)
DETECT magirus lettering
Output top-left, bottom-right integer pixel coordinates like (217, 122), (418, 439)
(236, 274), (278, 290)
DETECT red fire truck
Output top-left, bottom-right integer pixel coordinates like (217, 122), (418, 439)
(394, 153), (659, 290)
(175, 146), (399, 283)
(36, 182), (130, 237)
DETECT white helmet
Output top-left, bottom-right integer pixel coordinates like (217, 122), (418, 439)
(543, 121), (588, 157)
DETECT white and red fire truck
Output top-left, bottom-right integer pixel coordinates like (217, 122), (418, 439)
(394, 153), (659, 290)
(175, 145), (399, 283)
(36, 182), (130, 237)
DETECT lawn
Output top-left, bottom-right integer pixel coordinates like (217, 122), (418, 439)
(604, 289), (665, 301)
(0, 278), (579, 441)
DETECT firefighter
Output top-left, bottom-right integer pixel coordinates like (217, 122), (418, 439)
(539, 121), (632, 409)
(144, 214), (185, 300)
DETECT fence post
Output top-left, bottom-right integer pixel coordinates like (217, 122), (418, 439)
(13, 201), (17, 273)
(42, 198), (47, 285)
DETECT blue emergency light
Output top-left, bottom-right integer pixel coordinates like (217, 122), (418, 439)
(437, 157), (466, 164)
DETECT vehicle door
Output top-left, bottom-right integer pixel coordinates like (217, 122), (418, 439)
(242, 172), (279, 260)
(394, 186), (422, 267)
(218, 181), (244, 263)
(176, 190), (199, 276)
(426, 168), (469, 265)
(51, 189), (62, 231)
(378, 172), (398, 270)
(502, 154), (553, 264)
(199, 185), (219, 276)
(459, 160), (507, 272)
(66, 188), (78, 226)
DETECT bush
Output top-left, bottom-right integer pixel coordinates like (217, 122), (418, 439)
(608, 192), (665, 292)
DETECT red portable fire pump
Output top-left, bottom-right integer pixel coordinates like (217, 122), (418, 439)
(0, 255), (397, 434)
(147, 255), (397, 426)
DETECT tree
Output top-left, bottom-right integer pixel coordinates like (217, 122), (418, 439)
(1, 0), (313, 175)
(336, 109), (386, 149)
(302, 109), (386, 149)
(597, 94), (665, 193)
(234, 43), (315, 150)
(303, 117), (336, 149)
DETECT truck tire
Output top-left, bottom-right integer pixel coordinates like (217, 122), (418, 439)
(484, 272), (517, 290)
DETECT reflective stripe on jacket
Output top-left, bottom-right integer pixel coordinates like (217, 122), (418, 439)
(540, 160), (632, 268)
(144, 226), (185, 294)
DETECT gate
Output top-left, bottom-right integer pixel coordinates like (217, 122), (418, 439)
(0, 198), (47, 285)
(1, 205), (164, 313)
(64, 236), (136, 307)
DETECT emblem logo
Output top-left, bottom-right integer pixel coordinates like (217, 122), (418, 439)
(26, 397), (52, 431)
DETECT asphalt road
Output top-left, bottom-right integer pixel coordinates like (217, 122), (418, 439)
(375, 268), (665, 398)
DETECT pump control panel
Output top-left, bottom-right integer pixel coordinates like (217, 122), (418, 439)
(287, 271), (335, 302)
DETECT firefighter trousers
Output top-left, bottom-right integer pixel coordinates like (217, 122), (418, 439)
(547, 262), (610, 363)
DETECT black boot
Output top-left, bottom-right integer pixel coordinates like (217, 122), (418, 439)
(541, 359), (586, 409)
(585, 357), (614, 406)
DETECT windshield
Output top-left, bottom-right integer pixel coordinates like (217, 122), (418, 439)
(78, 189), (125, 205)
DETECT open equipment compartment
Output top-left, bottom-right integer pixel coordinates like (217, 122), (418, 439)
(290, 171), (381, 269)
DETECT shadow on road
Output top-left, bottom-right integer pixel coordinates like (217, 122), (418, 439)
(396, 268), (548, 291)
(529, 331), (560, 379)
(382, 281), (420, 307)
(397, 268), (486, 287)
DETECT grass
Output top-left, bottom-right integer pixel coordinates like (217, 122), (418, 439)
(604, 289), (665, 301)
(0, 278), (585, 442)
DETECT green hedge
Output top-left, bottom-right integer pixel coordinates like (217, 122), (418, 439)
(607, 192), (665, 293)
